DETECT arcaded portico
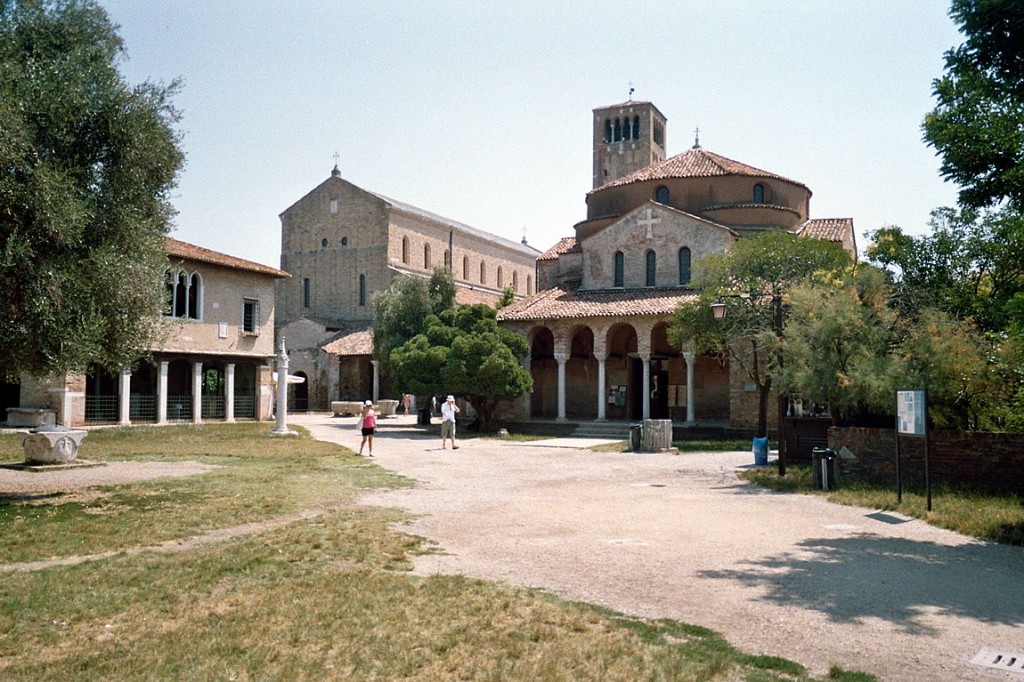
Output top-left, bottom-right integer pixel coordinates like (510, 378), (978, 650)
(500, 287), (730, 424)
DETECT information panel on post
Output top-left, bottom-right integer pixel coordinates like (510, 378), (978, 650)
(897, 390), (926, 437)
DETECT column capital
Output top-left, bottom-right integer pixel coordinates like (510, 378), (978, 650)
(554, 351), (570, 363)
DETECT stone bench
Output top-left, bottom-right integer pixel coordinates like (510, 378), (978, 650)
(6, 407), (57, 428)
(331, 401), (365, 417)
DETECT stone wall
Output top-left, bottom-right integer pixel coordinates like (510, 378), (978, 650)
(830, 427), (1024, 494)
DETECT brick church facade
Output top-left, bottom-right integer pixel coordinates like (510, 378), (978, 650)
(275, 167), (540, 410)
(497, 100), (856, 429)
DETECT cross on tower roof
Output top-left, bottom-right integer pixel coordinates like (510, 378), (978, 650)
(693, 126), (701, 149)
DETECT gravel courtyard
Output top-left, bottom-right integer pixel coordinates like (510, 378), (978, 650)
(295, 412), (1024, 682)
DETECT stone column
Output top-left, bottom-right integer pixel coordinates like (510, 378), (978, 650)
(192, 361), (203, 425)
(640, 353), (651, 421)
(555, 351), (569, 421)
(683, 351), (696, 425)
(225, 363), (235, 423)
(596, 353), (608, 421)
(118, 367), (131, 426)
(371, 360), (380, 403)
(157, 360), (169, 424)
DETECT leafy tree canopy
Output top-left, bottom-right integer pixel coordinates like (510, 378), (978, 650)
(372, 268), (457, 372)
(390, 304), (531, 431)
(866, 206), (1024, 331)
(669, 232), (852, 436)
(923, 0), (1024, 210)
(0, 0), (184, 380)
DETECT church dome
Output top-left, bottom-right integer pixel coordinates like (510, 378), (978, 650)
(585, 145), (811, 230)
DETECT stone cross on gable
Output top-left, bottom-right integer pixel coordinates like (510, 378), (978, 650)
(638, 207), (661, 239)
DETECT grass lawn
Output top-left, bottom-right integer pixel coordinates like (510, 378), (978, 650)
(740, 465), (1024, 546)
(1, 424), (873, 681)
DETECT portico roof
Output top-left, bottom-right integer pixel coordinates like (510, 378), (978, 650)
(496, 286), (698, 322)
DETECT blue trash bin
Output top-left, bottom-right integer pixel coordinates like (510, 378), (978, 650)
(752, 436), (769, 465)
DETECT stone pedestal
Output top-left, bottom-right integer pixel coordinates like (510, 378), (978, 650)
(641, 419), (674, 452)
(19, 426), (88, 465)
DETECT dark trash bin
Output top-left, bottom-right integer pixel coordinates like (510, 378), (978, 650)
(811, 447), (839, 491)
(417, 407), (432, 426)
(629, 424), (643, 452)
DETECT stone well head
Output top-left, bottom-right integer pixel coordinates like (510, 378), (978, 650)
(19, 424), (88, 465)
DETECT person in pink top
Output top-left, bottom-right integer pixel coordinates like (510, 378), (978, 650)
(359, 400), (376, 457)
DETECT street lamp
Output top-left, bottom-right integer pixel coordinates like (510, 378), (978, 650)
(710, 292), (787, 476)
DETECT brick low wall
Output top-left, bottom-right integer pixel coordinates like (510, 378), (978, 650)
(829, 427), (1024, 494)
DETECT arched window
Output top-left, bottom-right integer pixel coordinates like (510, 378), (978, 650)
(646, 251), (656, 287)
(188, 273), (201, 319)
(358, 274), (366, 307)
(512, 271), (519, 292)
(497, 266), (504, 289)
(678, 247), (692, 285)
(462, 255), (469, 280)
(527, 274), (533, 295)
(613, 118), (622, 142)
(480, 261), (486, 284)
(175, 272), (187, 317)
(633, 115), (640, 139)
(604, 119), (612, 143)
(613, 251), (624, 287)
(622, 117), (631, 140)
(402, 237), (409, 264)
(423, 244), (431, 269)
(655, 186), (670, 204)
(303, 278), (310, 308)
(753, 184), (765, 204)
(164, 271), (174, 316)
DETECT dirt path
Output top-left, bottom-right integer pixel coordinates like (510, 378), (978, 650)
(296, 413), (1024, 682)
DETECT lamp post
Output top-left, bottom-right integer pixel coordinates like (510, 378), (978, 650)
(711, 290), (787, 476)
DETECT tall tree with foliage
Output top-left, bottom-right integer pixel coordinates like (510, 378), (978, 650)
(668, 232), (852, 438)
(0, 0), (184, 380)
(866, 207), (1024, 331)
(390, 304), (532, 431)
(923, 0), (1024, 210)
(372, 268), (456, 374)
(779, 266), (897, 426)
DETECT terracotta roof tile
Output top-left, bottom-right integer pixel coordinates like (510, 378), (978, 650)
(166, 237), (289, 278)
(322, 329), (373, 356)
(497, 286), (698, 322)
(537, 237), (579, 261)
(591, 146), (808, 194)
(455, 287), (502, 306)
(798, 218), (853, 243)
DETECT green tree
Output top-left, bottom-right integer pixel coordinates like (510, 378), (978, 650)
(427, 266), (456, 315)
(866, 207), (1024, 331)
(390, 304), (532, 431)
(0, 0), (184, 380)
(371, 275), (433, 374)
(668, 232), (852, 438)
(922, 0), (1024, 210)
(780, 266), (898, 426)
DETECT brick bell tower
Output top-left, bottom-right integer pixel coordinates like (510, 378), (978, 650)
(592, 99), (667, 189)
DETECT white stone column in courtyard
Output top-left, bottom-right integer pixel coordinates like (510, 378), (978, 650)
(683, 351), (696, 425)
(118, 367), (131, 426)
(225, 363), (235, 423)
(555, 352), (568, 421)
(641, 353), (651, 421)
(157, 360), (169, 424)
(192, 361), (203, 424)
(596, 353), (607, 421)
(371, 360), (379, 403)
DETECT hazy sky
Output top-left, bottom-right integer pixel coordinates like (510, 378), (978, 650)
(102, 1), (964, 268)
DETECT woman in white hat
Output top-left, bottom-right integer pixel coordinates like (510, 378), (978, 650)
(440, 395), (460, 450)
(359, 400), (376, 456)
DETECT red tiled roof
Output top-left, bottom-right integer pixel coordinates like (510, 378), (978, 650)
(591, 146), (808, 194)
(166, 237), (289, 278)
(798, 218), (853, 243)
(322, 330), (373, 356)
(496, 286), (698, 322)
(455, 287), (502, 306)
(537, 237), (579, 261)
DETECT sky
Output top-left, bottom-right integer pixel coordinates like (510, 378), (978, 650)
(101, 1), (965, 268)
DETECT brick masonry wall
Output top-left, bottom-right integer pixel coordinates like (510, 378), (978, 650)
(830, 426), (1024, 494)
